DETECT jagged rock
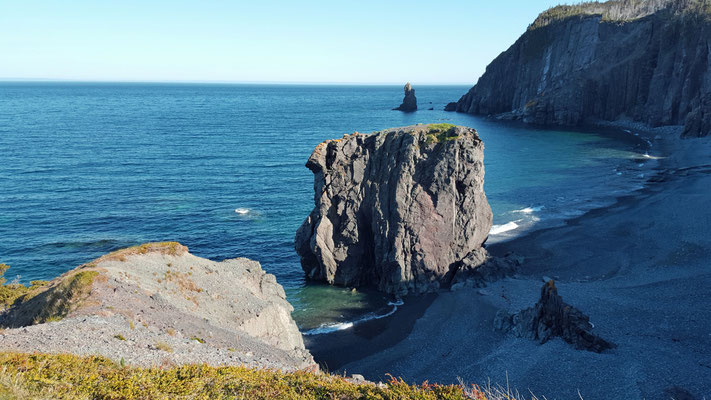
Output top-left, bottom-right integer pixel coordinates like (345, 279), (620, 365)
(449, 0), (711, 137)
(494, 280), (615, 353)
(295, 124), (493, 295)
(393, 82), (417, 112)
(0, 242), (315, 370)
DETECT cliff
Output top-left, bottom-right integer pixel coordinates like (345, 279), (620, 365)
(295, 124), (493, 295)
(0, 242), (315, 370)
(447, 0), (711, 137)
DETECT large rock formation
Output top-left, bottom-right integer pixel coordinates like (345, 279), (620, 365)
(393, 82), (417, 112)
(0, 242), (315, 370)
(295, 124), (493, 295)
(447, 0), (711, 137)
(494, 280), (615, 353)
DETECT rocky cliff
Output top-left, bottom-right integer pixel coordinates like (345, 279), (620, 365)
(0, 242), (315, 370)
(447, 0), (711, 137)
(295, 124), (493, 295)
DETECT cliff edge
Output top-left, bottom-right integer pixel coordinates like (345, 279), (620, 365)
(0, 242), (315, 371)
(295, 124), (493, 295)
(447, 0), (711, 137)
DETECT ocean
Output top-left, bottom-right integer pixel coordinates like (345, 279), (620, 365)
(0, 82), (656, 332)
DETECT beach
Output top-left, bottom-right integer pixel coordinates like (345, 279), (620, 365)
(306, 130), (711, 399)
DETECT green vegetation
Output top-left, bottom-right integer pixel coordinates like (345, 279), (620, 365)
(0, 352), (486, 400)
(530, 0), (711, 30)
(93, 242), (186, 264)
(0, 264), (48, 310)
(425, 124), (459, 144)
(29, 270), (99, 325)
(0, 265), (100, 327)
(113, 334), (126, 341)
(191, 336), (206, 344)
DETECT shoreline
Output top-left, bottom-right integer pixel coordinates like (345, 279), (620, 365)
(485, 118), (671, 245)
(305, 119), (673, 353)
(302, 120), (668, 340)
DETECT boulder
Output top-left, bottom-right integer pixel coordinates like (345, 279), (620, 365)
(295, 124), (493, 295)
(393, 82), (417, 112)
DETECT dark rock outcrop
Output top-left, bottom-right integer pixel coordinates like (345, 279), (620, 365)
(448, 0), (711, 137)
(495, 280), (615, 353)
(394, 82), (417, 112)
(295, 124), (492, 295)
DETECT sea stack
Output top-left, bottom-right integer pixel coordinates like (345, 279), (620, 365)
(447, 0), (711, 137)
(393, 82), (417, 112)
(295, 124), (493, 295)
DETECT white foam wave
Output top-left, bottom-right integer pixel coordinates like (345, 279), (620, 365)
(512, 206), (544, 214)
(234, 208), (250, 215)
(302, 299), (404, 336)
(489, 221), (519, 235)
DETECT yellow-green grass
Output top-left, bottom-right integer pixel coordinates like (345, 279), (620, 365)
(425, 124), (459, 144)
(0, 352), (478, 400)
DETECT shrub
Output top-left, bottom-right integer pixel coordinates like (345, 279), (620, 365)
(0, 352), (479, 399)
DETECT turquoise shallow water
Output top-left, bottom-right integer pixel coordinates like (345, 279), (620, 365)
(0, 82), (654, 330)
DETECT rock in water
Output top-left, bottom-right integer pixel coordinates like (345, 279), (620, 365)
(448, 0), (711, 137)
(295, 124), (493, 295)
(393, 82), (417, 112)
(494, 280), (615, 353)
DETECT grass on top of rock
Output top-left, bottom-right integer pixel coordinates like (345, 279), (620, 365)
(530, 0), (711, 29)
(86, 242), (187, 266)
(0, 264), (49, 310)
(0, 266), (100, 327)
(0, 352), (491, 400)
(425, 123), (459, 144)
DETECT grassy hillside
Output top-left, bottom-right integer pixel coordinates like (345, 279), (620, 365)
(0, 352), (519, 400)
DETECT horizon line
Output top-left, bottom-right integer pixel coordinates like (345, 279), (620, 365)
(0, 78), (475, 86)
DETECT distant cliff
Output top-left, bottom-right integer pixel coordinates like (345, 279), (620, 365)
(447, 0), (711, 137)
(295, 124), (492, 295)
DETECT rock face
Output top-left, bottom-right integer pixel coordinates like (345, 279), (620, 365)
(0, 242), (315, 370)
(393, 82), (417, 112)
(494, 280), (615, 353)
(448, 0), (711, 137)
(295, 124), (493, 295)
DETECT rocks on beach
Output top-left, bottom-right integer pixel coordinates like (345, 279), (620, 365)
(295, 124), (493, 295)
(393, 82), (417, 112)
(0, 242), (315, 370)
(494, 280), (615, 353)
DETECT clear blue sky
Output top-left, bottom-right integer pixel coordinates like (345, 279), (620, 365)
(0, 0), (562, 84)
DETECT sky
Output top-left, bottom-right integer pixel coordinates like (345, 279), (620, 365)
(0, 0), (563, 84)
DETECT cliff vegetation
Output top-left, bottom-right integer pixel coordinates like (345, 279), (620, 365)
(532, 0), (711, 29)
(0, 352), (508, 400)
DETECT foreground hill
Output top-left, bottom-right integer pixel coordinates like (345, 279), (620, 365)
(0, 242), (314, 371)
(447, 0), (711, 137)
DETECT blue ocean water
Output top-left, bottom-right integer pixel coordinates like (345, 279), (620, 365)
(0, 82), (654, 330)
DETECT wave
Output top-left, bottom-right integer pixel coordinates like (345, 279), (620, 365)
(302, 298), (403, 336)
(489, 221), (519, 235)
(234, 208), (250, 215)
(512, 206), (544, 214)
